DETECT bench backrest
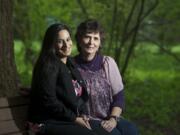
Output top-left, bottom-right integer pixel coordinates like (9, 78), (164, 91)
(0, 96), (29, 135)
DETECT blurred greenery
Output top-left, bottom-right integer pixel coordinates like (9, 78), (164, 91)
(124, 43), (180, 135)
(13, 0), (180, 135)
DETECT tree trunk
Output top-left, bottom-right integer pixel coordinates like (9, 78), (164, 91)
(0, 0), (19, 97)
(114, 0), (138, 67)
(107, 0), (118, 54)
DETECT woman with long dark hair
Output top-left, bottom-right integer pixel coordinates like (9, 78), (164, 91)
(28, 23), (94, 135)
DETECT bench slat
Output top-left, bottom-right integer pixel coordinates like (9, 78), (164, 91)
(2, 132), (25, 135)
(0, 120), (27, 134)
(0, 96), (30, 135)
(0, 97), (29, 108)
(0, 106), (28, 121)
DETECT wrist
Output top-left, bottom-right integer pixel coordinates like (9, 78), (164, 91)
(109, 115), (120, 122)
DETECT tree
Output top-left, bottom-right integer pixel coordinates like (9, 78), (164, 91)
(0, 0), (19, 97)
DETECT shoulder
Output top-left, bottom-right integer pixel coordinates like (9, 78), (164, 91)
(35, 56), (60, 76)
(103, 55), (117, 66)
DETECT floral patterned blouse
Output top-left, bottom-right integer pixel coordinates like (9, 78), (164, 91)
(75, 54), (124, 120)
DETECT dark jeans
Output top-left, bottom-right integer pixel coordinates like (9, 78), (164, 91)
(116, 118), (138, 135)
(89, 118), (138, 135)
(37, 120), (95, 135)
(37, 118), (138, 135)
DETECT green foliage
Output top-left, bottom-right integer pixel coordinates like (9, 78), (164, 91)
(13, 0), (180, 134)
(149, 0), (180, 45)
(14, 40), (32, 86)
(14, 0), (80, 40)
(123, 43), (180, 135)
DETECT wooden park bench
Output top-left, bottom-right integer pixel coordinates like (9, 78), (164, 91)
(0, 91), (31, 135)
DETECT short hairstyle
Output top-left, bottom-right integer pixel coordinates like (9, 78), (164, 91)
(75, 19), (105, 52)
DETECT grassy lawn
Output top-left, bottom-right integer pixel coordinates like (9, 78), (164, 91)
(124, 43), (180, 135)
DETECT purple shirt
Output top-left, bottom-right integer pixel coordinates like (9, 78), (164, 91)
(75, 54), (124, 119)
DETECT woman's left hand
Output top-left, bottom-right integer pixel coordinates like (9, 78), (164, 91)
(101, 118), (117, 132)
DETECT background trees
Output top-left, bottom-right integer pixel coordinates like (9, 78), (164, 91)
(13, 0), (180, 78)
(0, 0), (179, 134)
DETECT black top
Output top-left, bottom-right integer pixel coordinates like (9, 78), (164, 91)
(28, 57), (88, 123)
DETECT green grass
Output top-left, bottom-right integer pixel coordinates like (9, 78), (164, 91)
(172, 45), (180, 53)
(124, 43), (180, 135)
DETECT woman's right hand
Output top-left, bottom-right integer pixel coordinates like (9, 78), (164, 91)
(75, 117), (92, 130)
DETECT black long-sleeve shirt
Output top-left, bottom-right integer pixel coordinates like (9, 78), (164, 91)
(28, 57), (88, 123)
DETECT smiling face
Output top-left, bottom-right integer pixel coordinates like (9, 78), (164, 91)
(55, 29), (72, 58)
(80, 32), (101, 58)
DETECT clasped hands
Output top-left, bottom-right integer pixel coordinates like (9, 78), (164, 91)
(101, 117), (117, 132)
